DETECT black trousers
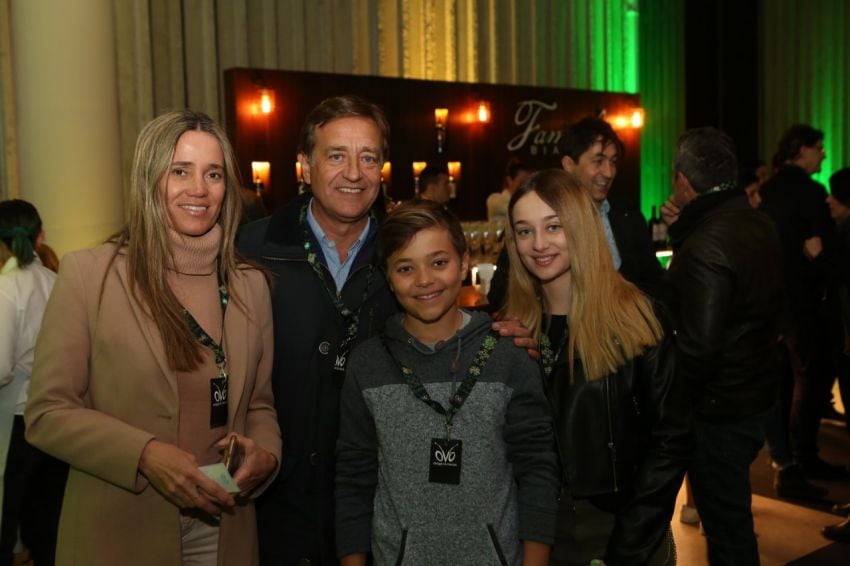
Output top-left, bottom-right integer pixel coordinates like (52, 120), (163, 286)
(0, 416), (68, 566)
(790, 312), (835, 461)
(690, 414), (767, 566)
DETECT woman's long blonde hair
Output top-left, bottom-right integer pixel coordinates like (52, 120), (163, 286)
(108, 110), (245, 372)
(501, 169), (662, 380)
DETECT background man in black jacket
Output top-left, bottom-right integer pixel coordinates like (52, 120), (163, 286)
(663, 128), (783, 566)
(488, 117), (662, 308)
(560, 117), (663, 297)
(759, 124), (846, 481)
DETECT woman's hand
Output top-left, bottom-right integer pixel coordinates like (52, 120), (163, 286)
(138, 439), (235, 515)
(492, 317), (539, 361)
(216, 433), (278, 497)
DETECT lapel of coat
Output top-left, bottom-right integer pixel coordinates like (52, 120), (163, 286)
(115, 261), (179, 399)
(223, 276), (248, 426)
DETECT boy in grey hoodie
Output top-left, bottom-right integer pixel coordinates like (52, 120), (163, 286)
(335, 200), (560, 565)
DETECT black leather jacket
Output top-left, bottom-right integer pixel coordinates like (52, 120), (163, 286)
(666, 190), (783, 421)
(546, 314), (691, 565)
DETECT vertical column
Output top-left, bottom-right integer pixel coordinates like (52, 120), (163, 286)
(11, 0), (123, 256)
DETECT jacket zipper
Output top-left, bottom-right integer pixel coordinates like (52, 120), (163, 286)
(394, 529), (408, 566)
(605, 376), (619, 492)
(486, 524), (509, 566)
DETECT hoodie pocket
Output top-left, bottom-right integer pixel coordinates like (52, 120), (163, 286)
(486, 524), (509, 566)
(394, 528), (408, 566)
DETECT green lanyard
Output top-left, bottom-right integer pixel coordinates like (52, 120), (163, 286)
(381, 332), (498, 439)
(182, 272), (229, 378)
(540, 315), (568, 379)
(299, 202), (375, 373)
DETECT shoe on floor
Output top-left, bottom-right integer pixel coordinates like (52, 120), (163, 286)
(822, 519), (850, 543)
(799, 456), (849, 481)
(832, 502), (850, 517)
(774, 465), (829, 499)
(679, 504), (700, 524)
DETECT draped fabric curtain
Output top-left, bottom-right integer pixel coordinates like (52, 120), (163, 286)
(0, 0), (17, 201)
(638, 0), (684, 217)
(761, 0), (849, 185)
(1, 0), (663, 210)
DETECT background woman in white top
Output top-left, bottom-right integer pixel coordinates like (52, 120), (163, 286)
(0, 199), (67, 565)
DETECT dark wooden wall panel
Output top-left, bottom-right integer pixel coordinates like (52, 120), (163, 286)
(225, 69), (642, 219)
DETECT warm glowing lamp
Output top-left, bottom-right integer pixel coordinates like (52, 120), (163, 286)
(476, 102), (491, 123)
(259, 89), (274, 114)
(251, 161), (271, 193)
(381, 161), (392, 184)
(412, 161), (428, 192)
(447, 161), (461, 200)
(412, 161), (428, 179)
(608, 108), (645, 130)
(434, 108), (449, 154)
(434, 108), (449, 128)
(295, 161), (303, 183)
(630, 109), (645, 128)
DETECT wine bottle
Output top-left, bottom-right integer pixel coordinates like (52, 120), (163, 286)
(649, 205), (667, 249)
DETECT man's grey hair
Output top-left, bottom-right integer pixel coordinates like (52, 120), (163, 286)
(673, 127), (738, 193)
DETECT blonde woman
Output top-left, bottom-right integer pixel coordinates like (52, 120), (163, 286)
(25, 110), (281, 566)
(502, 169), (690, 566)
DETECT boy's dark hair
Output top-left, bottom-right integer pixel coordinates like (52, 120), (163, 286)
(417, 165), (448, 190)
(674, 127), (738, 193)
(377, 199), (467, 269)
(562, 117), (624, 161)
(0, 199), (42, 267)
(772, 124), (823, 168)
(298, 95), (390, 161)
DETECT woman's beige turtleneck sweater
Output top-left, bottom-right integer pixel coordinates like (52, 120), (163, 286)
(166, 224), (226, 466)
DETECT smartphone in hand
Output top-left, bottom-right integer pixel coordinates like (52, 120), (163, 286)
(222, 434), (242, 475)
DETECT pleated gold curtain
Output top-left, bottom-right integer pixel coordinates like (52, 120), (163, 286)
(1, 0), (659, 208)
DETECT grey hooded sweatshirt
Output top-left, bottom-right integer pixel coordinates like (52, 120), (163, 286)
(335, 310), (560, 565)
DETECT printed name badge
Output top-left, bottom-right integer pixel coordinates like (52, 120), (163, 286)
(429, 438), (462, 484)
(210, 375), (228, 428)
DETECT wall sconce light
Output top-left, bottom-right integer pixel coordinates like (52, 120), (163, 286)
(608, 108), (645, 130)
(412, 161), (428, 192)
(295, 161), (307, 194)
(251, 88), (275, 115)
(260, 89), (274, 114)
(434, 108), (449, 154)
(381, 161), (392, 185)
(476, 102), (491, 123)
(251, 161), (270, 194)
(447, 161), (462, 199)
(629, 109), (644, 128)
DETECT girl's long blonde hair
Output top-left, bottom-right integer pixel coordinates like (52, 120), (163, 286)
(501, 169), (662, 380)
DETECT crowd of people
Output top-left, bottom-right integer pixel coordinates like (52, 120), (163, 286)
(1, 94), (848, 566)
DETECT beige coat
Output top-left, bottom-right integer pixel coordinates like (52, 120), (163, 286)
(25, 245), (281, 566)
